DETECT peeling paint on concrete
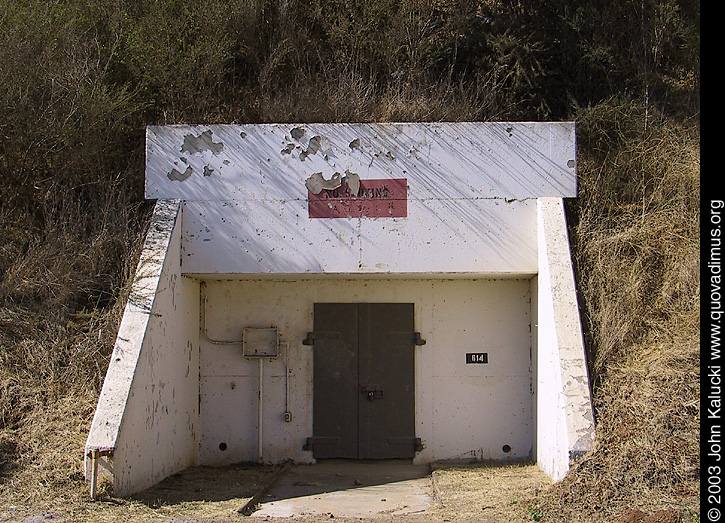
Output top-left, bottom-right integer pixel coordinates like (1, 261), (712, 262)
(145, 123), (577, 202)
(300, 135), (321, 161)
(305, 172), (342, 194)
(168, 166), (192, 182)
(344, 171), (360, 197)
(181, 129), (223, 155)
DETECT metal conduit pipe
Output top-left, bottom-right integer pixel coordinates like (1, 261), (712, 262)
(200, 281), (243, 345)
(199, 281), (293, 462)
(258, 358), (264, 463)
(88, 447), (114, 499)
(283, 342), (292, 422)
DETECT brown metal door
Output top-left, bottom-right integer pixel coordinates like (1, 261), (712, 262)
(309, 303), (359, 458)
(309, 303), (418, 459)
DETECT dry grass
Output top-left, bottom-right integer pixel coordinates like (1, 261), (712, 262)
(247, 64), (520, 125)
(529, 106), (700, 523)
(1, 464), (275, 523)
(0, 183), (151, 518)
(432, 462), (553, 522)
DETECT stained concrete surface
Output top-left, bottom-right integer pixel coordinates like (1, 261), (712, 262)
(250, 460), (433, 519)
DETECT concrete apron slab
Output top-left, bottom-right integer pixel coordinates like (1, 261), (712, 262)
(250, 460), (432, 519)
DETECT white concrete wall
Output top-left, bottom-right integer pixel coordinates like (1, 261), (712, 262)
(87, 122), (594, 496)
(181, 198), (537, 275)
(197, 278), (533, 466)
(85, 200), (200, 496)
(535, 198), (595, 481)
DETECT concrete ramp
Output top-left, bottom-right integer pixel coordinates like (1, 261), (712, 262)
(251, 461), (432, 519)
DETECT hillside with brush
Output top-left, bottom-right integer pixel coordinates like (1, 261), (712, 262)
(0, 1), (699, 522)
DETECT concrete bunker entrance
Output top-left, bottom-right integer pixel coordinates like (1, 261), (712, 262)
(85, 123), (594, 498)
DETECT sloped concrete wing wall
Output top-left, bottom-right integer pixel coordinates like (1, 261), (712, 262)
(535, 198), (595, 481)
(84, 200), (200, 496)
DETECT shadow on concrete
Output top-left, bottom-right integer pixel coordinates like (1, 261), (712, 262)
(129, 463), (278, 507)
(249, 460), (433, 519)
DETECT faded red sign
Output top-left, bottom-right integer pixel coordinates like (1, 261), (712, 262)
(308, 178), (407, 218)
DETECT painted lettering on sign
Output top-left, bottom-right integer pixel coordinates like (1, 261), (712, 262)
(465, 353), (489, 364)
(308, 178), (407, 218)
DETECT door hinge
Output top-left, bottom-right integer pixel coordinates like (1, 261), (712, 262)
(387, 437), (423, 452)
(385, 332), (426, 345)
(302, 331), (342, 345)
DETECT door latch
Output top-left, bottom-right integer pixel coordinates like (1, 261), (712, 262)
(361, 386), (384, 401)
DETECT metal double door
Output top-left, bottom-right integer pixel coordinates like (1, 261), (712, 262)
(308, 303), (419, 460)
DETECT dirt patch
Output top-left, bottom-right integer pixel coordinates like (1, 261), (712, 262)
(616, 508), (681, 523)
(7, 461), (691, 523)
(430, 461), (553, 522)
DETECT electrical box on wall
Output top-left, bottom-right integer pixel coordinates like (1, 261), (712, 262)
(242, 328), (279, 358)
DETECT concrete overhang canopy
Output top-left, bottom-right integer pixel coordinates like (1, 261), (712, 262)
(145, 122), (577, 201)
(144, 122), (577, 276)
